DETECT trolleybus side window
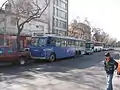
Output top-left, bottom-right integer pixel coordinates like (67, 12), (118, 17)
(47, 37), (56, 45)
(71, 40), (75, 47)
(75, 40), (79, 47)
(79, 41), (81, 47)
(86, 43), (90, 48)
(56, 38), (61, 46)
(61, 39), (67, 47)
(68, 40), (72, 47)
(81, 41), (85, 47)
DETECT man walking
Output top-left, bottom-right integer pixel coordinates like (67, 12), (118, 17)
(104, 52), (118, 90)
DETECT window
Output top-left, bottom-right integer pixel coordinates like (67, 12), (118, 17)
(94, 43), (102, 46)
(53, 7), (55, 15)
(38, 38), (47, 46)
(79, 42), (81, 47)
(58, 20), (61, 28)
(86, 43), (91, 48)
(71, 40), (75, 47)
(56, 9), (67, 19)
(0, 38), (4, 45)
(55, 0), (58, 5)
(0, 48), (4, 54)
(56, 19), (67, 29)
(53, 29), (58, 34)
(75, 41), (79, 47)
(62, 0), (67, 2)
(7, 48), (13, 53)
(11, 17), (16, 25)
(56, 38), (61, 46)
(53, 18), (58, 27)
(61, 39), (67, 47)
(61, 21), (67, 29)
(31, 37), (47, 46)
(55, 0), (67, 10)
(31, 38), (39, 46)
(0, 47), (13, 54)
(61, 2), (66, 9)
(68, 40), (72, 47)
(47, 37), (55, 45)
(80, 41), (85, 47)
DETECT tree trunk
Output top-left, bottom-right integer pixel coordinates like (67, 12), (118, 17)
(16, 27), (22, 52)
(16, 24), (23, 52)
(16, 34), (21, 52)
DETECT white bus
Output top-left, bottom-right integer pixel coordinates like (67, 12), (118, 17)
(94, 41), (104, 52)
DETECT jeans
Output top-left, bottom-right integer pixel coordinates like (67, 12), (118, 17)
(106, 74), (113, 90)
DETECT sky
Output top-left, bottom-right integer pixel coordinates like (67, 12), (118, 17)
(0, 0), (120, 40)
(69, 0), (120, 41)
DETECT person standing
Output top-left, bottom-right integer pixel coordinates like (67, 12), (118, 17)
(104, 52), (118, 90)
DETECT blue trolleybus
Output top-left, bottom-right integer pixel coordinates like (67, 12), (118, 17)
(29, 34), (86, 62)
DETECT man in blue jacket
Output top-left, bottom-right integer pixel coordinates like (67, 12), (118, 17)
(104, 52), (118, 90)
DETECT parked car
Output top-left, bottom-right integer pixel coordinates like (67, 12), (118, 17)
(0, 46), (30, 65)
(103, 48), (109, 51)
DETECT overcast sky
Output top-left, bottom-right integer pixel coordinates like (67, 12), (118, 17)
(69, 0), (120, 40)
(0, 0), (120, 40)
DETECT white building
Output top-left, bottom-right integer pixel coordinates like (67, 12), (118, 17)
(52, 0), (68, 36)
(0, 0), (68, 36)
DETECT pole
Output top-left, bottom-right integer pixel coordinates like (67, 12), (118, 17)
(4, 10), (7, 46)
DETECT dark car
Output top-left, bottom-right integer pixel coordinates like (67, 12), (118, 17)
(0, 46), (30, 65)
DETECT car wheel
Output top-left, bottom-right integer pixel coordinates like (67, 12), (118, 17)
(49, 53), (56, 62)
(19, 58), (26, 65)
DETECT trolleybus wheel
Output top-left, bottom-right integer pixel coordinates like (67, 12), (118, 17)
(49, 53), (56, 62)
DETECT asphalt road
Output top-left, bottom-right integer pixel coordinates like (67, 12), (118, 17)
(0, 51), (120, 90)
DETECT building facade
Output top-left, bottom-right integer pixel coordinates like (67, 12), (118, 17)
(68, 20), (91, 41)
(5, 0), (68, 36)
(52, 0), (68, 36)
(0, 0), (68, 47)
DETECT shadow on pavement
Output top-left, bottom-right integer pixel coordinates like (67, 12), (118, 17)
(0, 52), (109, 90)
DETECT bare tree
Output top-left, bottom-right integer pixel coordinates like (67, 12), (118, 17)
(92, 27), (117, 46)
(108, 38), (117, 46)
(92, 28), (101, 41)
(1, 0), (50, 51)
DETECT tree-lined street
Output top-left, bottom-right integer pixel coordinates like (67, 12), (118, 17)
(0, 51), (120, 90)
(0, 0), (120, 90)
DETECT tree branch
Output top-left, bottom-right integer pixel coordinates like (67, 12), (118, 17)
(18, 0), (50, 26)
(0, 0), (8, 9)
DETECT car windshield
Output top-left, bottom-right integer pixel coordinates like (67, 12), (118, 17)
(31, 37), (47, 46)
(38, 38), (47, 46)
(86, 43), (93, 48)
(86, 43), (91, 48)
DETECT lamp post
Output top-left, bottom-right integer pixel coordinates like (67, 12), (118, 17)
(3, 3), (10, 46)
(3, 9), (7, 46)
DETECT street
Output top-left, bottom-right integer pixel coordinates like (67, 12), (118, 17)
(0, 51), (120, 90)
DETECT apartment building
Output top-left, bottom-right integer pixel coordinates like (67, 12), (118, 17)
(0, 0), (68, 47)
(52, 0), (68, 36)
(0, 0), (68, 35)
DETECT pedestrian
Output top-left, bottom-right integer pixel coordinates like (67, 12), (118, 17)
(104, 52), (118, 90)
